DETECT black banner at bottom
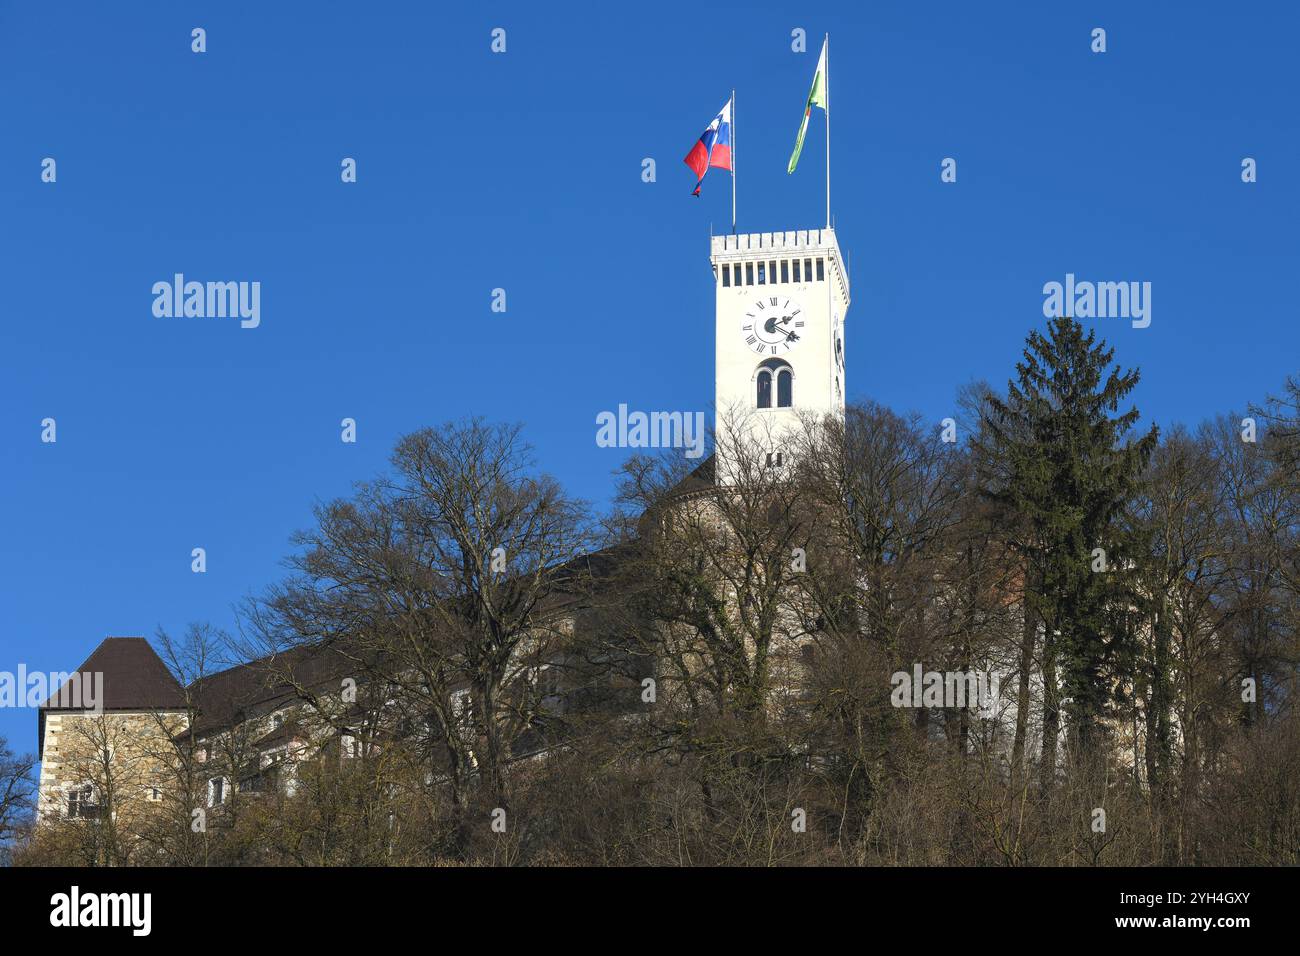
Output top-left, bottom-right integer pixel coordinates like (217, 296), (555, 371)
(1, 865), (1290, 942)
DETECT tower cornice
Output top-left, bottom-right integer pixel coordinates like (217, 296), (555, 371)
(710, 227), (849, 308)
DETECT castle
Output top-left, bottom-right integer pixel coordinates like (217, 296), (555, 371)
(32, 223), (852, 837)
(36, 225), (860, 829)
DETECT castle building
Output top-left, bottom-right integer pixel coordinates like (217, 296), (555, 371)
(36, 636), (379, 830)
(34, 222), (856, 833)
(37, 638), (187, 825)
(29, 218), (1187, 854)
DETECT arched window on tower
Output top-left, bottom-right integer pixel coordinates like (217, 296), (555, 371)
(755, 359), (793, 409)
(776, 368), (792, 407)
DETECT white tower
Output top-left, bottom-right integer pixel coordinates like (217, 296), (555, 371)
(710, 228), (850, 483)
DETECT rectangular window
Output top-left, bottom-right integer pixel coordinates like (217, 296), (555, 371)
(757, 263), (766, 284)
(770, 260), (778, 283)
(793, 259), (801, 283)
(721, 264), (730, 287)
(804, 257), (813, 280)
(745, 263), (754, 285)
(781, 261), (789, 283)
(816, 258), (825, 281)
(67, 785), (98, 820)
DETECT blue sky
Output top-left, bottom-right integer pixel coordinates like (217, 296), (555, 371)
(2, 1), (1297, 753)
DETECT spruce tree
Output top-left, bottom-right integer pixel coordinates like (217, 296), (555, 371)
(980, 317), (1158, 763)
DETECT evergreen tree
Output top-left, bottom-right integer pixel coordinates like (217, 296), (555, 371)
(980, 317), (1158, 764)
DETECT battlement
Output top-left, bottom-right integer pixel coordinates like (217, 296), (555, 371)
(711, 227), (849, 304)
(711, 227), (840, 257)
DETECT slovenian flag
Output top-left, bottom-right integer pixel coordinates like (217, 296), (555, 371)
(684, 97), (733, 196)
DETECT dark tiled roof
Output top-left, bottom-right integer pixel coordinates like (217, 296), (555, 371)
(38, 636), (187, 757)
(184, 644), (359, 738)
(41, 637), (186, 711)
(179, 546), (632, 738)
(671, 453), (717, 496)
(42, 544), (637, 749)
(633, 454), (716, 538)
(537, 543), (634, 611)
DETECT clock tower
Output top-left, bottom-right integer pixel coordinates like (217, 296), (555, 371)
(710, 228), (850, 483)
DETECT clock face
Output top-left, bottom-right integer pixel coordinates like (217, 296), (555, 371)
(741, 296), (805, 355)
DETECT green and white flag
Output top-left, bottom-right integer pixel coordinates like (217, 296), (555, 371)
(787, 37), (828, 174)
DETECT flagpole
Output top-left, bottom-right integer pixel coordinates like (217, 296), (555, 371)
(824, 34), (831, 229)
(731, 89), (737, 234)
